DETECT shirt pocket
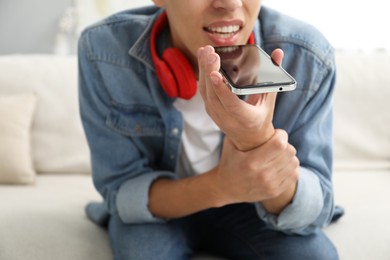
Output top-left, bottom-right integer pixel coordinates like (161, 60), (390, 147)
(106, 103), (164, 137)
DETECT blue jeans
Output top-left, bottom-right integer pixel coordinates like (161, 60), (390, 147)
(108, 203), (338, 260)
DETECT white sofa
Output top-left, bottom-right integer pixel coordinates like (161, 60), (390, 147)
(0, 52), (389, 260)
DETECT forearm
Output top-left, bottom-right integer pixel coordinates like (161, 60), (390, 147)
(148, 129), (298, 219)
(148, 171), (223, 219)
(148, 168), (296, 219)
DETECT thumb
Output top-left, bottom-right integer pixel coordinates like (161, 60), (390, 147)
(271, 48), (284, 66)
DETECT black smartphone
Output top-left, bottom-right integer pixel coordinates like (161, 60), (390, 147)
(214, 44), (296, 95)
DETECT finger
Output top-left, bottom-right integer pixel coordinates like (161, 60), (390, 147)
(197, 47), (208, 99)
(269, 143), (297, 174)
(203, 46), (224, 101)
(252, 129), (289, 164)
(198, 46), (222, 104)
(199, 46), (221, 101)
(203, 47), (242, 121)
(209, 70), (245, 112)
(271, 48), (284, 66)
(275, 155), (300, 191)
(197, 46), (227, 124)
(205, 52), (249, 115)
(258, 145), (298, 199)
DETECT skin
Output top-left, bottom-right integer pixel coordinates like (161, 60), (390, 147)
(149, 0), (299, 217)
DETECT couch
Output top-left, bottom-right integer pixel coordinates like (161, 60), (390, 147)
(0, 51), (389, 260)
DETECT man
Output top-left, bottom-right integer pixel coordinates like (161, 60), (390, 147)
(78, 0), (338, 259)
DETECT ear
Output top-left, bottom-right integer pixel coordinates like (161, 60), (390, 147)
(152, 0), (164, 7)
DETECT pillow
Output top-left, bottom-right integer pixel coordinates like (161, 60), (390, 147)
(0, 55), (91, 174)
(333, 50), (390, 170)
(0, 94), (37, 184)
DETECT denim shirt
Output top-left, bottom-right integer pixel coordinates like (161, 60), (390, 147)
(78, 6), (336, 235)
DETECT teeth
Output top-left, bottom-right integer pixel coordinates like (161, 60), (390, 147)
(217, 46), (239, 53)
(208, 25), (240, 34)
(218, 33), (234, 38)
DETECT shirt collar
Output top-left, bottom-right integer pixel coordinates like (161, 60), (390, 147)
(128, 8), (165, 72)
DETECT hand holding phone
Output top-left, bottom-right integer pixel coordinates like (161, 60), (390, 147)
(197, 45), (280, 151)
(214, 44), (296, 95)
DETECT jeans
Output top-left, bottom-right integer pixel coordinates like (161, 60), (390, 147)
(108, 203), (338, 260)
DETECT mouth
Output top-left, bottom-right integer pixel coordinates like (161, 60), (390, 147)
(204, 25), (241, 39)
(203, 20), (243, 45)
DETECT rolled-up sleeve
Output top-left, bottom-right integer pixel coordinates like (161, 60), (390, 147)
(117, 172), (174, 223)
(255, 167), (324, 235)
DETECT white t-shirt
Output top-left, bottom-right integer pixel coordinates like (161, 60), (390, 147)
(173, 89), (222, 178)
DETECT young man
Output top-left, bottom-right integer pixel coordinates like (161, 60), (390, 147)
(78, 0), (338, 259)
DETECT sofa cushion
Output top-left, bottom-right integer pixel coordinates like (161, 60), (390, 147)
(0, 93), (37, 184)
(333, 51), (390, 170)
(0, 55), (91, 174)
(0, 175), (111, 260)
(325, 170), (390, 260)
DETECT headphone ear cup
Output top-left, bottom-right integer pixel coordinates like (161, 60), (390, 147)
(162, 48), (197, 100)
(153, 57), (179, 98)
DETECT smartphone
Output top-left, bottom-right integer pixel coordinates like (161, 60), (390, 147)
(214, 44), (296, 95)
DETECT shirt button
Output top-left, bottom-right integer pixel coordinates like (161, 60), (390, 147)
(170, 154), (175, 160)
(134, 124), (142, 133)
(171, 128), (180, 136)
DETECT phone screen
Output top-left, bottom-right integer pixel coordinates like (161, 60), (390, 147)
(214, 44), (296, 94)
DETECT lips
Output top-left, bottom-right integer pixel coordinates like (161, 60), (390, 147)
(204, 21), (243, 45)
(206, 25), (240, 38)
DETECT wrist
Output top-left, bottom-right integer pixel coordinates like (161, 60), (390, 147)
(233, 124), (275, 151)
(262, 180), (298, 215)
(203, 168), (233, 208)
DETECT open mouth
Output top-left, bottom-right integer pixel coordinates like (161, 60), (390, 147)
(204, 25), (241, 38)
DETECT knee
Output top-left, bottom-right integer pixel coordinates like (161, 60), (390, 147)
(264, 231), (339, 260)
(311, 238), (339, 260)
(292, 232), (339, 260)
(108, 215), (191, 260)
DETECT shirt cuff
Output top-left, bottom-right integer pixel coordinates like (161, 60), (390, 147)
(116, 172), (175, 224)
(255, 167), (323, 232)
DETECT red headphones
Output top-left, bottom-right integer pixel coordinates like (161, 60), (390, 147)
(150, 11), (255, 100)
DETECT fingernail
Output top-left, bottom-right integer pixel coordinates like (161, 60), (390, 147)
(208, 54), (217, 64)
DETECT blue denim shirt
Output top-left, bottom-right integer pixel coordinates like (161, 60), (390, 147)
(78, 6), (336, 235)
